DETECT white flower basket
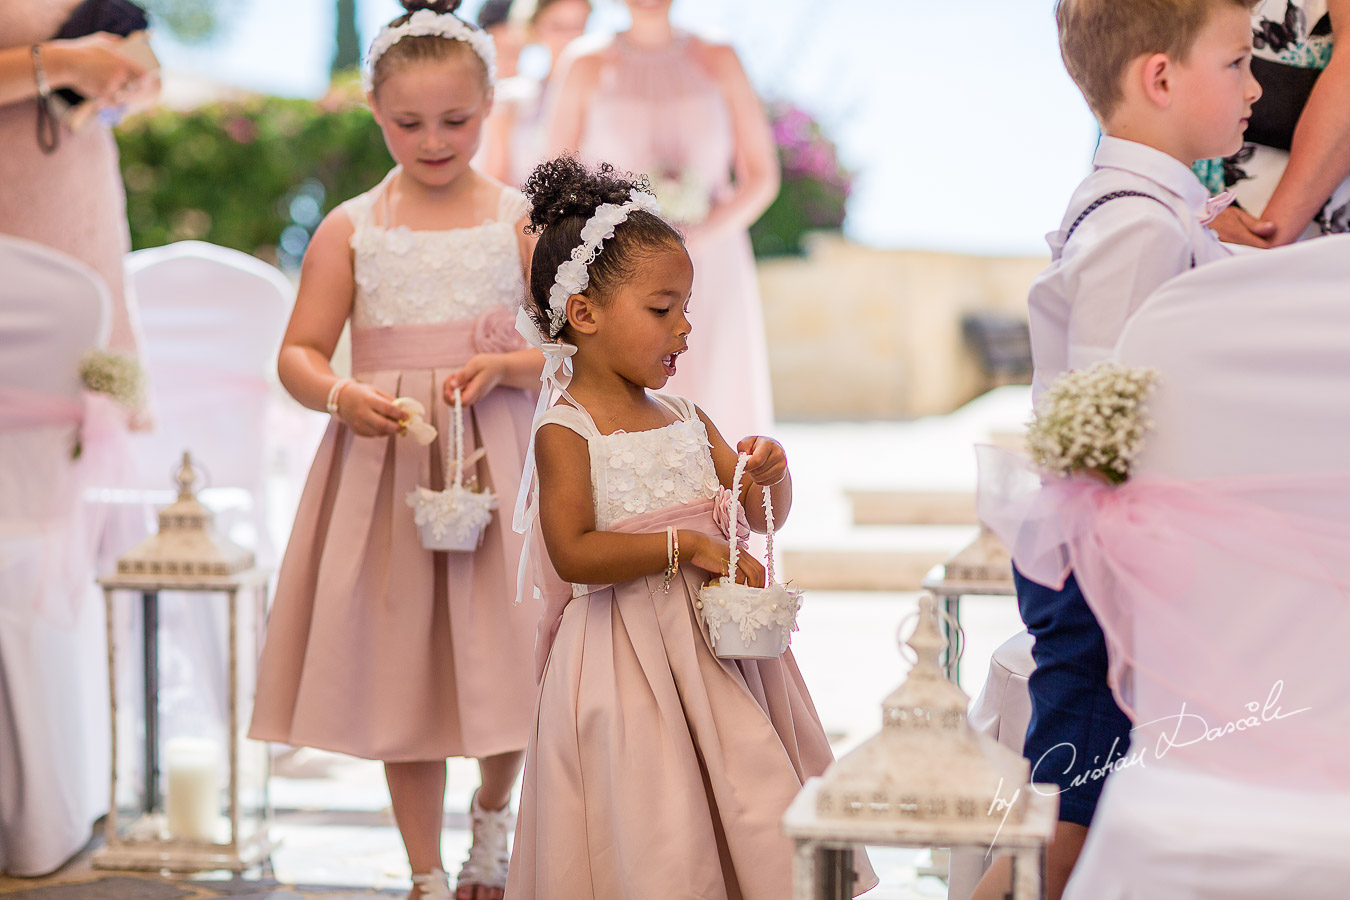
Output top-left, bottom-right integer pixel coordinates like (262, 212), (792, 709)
(697, 454), (802, 659)
(407, 389), (497, 552)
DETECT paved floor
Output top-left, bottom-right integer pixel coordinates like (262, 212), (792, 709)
(2, 389), (1035, 900)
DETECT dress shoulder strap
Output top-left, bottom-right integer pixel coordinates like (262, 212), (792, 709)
(534, 403), (601, 440)
(496, 187), (530, 224)
(651, 392), (699, 423)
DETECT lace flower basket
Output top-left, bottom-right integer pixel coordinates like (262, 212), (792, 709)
(697, 454), (802, 659)
(407, 389), (497, 551)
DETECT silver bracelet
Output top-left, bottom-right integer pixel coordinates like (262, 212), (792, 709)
(31, 45), (51, 100)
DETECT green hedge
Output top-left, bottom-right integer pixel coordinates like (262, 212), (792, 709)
(116, 81), (850, 264)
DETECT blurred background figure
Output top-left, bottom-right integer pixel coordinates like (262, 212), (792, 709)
(477, 0), (591, 187)
(0, 1), (160, 380)
(475, 0), (523, 79)
(546, 0), (777, 442)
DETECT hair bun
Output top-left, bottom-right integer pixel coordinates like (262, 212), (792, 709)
(400, 0), (463, 14)
(524, 157), (648, 233)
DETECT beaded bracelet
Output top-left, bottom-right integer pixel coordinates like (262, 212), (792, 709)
(659, 526), (680, 594)
(326, 377), (353, 416)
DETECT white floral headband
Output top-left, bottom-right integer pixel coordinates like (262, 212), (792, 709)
(362, 8), (498, 92)
(545, 188), (662, 337)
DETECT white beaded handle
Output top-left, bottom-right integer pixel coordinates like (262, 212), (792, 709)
(451, 387), (465, 489)
(724, 452), (776, 584)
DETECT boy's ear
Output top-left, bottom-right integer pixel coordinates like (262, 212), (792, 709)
(567, 293), (599, 335)
(1140, 52), (1174, 109)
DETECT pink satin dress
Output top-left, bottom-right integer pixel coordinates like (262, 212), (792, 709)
(248, 174), (542, 761)
(576, 33), (774, 443)
(505, 394), (875, 899)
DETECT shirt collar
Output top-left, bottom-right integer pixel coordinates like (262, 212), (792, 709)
(1092, 135), (1212, 214)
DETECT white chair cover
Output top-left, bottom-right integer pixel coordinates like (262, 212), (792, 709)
(0, 236), (113, 875)
(123, 241), (310, 760)
(1063, 235), (1350, 898)
(125, 240), (297, 563)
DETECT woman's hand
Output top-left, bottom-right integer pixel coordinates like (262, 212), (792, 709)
(736, 436), (788, 487)
(46, 34), (146, 102)
(683, 531), (766, 588)
(1208, 205), (1277, 248)
(444, 354), (508, 406)
(335, 382), (404, 437)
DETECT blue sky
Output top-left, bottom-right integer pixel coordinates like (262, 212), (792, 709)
(149, 0), (1100, 256)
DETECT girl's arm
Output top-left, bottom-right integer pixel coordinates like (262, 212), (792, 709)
(1259, 0), (1350, 245)
(535, 422), (763, 586)
(278, 207), (403, 436)
(697, 407), (793, 535)
(443, 215), (545, 404)
(689, 41), (780, 237)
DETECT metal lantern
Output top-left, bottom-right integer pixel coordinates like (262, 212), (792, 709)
(95, 452), (275, 871)
(783, 596), (1057, 899)
(923, 526), (1016, 682)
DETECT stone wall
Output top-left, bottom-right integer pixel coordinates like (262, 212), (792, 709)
(758, 234), (1048, 420)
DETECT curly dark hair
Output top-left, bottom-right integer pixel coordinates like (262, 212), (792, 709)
(523, 156), (685, 338)
(370, 0), (488, 95)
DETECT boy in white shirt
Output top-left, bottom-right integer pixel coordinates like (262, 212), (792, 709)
(974, 2), (1263, 899)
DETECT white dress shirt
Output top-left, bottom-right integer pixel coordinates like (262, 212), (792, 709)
(1028, 135), (1233, 404)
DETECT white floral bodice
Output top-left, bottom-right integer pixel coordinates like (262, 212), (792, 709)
(535, 394), (722, 530)
(344, 169), (529, 328)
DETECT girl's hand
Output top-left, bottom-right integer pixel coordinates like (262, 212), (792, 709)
(335, 382), (403, 437)
(1208, 205), (1276, 248)
(444, 354), (507, 406)
(736, 436), (788, 487)
(683, 531), (766, 588)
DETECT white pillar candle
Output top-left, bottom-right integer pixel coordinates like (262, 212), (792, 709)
(165, 737), (220, 842)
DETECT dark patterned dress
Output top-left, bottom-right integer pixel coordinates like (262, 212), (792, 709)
(1193, 0), (1349, 236)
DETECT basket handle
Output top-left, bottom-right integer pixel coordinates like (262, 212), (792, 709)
(724, 452), (775, 584)
(450, 387), (465, 489)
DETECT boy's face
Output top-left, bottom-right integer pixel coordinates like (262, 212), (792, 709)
(1170, 4), (1262, 161)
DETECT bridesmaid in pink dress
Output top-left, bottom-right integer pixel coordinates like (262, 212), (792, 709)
(0, 1), (155, 363)
(545, 0), (780, 442)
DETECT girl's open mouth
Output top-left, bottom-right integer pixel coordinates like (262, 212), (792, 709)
(661, 350), (683, 376)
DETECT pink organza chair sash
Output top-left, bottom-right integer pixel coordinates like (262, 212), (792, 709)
(977, 445), (1350, 791)
(0, 384), (133, 626)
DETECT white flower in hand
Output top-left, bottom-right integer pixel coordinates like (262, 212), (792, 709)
(393, 397), (438, 446)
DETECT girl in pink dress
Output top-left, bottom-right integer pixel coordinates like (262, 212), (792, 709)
(247, 4), (541, 898)
(505, 157), (874, 899)
(545, 0), (779, 442)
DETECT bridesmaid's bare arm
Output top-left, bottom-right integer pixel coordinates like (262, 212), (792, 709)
(692, 40), (781, 236)
(535, 422), (763, 587)
(543, 43), (605, 155)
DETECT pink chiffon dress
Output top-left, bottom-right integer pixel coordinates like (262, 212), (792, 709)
(576, 33), (774, 442)
(0, 0), (143, 358)
(505, 393), (875, 899)
(248, 172), (542, 762)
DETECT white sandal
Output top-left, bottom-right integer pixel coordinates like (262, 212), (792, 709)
(411, 868), (453, 900)
(456, 789), (513, 893)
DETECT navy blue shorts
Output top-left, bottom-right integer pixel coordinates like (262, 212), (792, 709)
(1015, 566), (1132, 827)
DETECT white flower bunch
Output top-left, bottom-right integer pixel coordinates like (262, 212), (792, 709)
(79, 349), (146, 411)
(1026, 361), (1158, 485)
(648, 170), (711, 226)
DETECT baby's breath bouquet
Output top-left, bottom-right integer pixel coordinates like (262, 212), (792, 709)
(648, 169), (711, 226)
(1026, 361), (1159, 485)
(79, 349), (147, 411)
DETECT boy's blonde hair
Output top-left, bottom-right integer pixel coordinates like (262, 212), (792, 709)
(1056, 0), (1258, 121)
